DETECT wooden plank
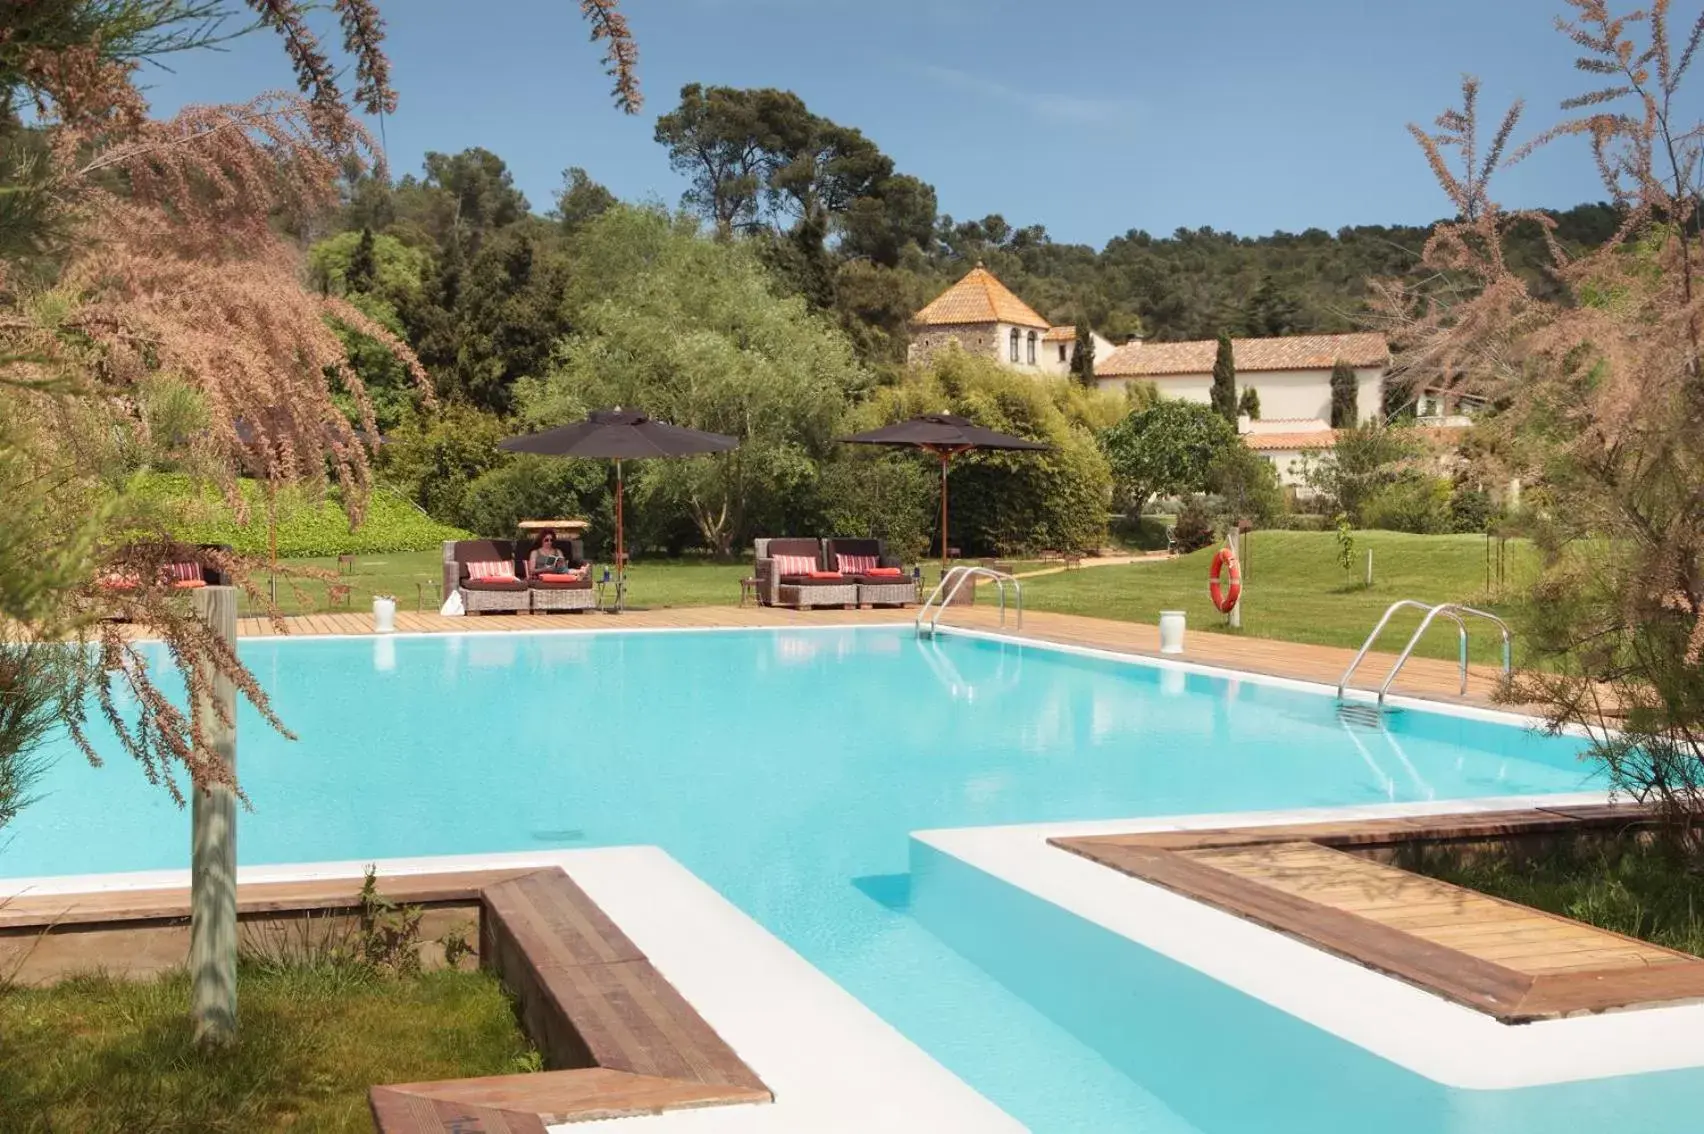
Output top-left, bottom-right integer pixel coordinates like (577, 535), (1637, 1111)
(1054, 838), (1536, 1017)
(478, 867), (770, 1097)
(371, 1069), (767, 1132)
(0, 869), (532, 929)
(481, 870), (643, 968)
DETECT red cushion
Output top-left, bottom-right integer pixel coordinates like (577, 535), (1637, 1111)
(807, 571), (844, 579)
(466, 559), (516, 580)
(172, 579), (208, 589)
(538, 572), (583, 582)
(866, 567), (904, 577)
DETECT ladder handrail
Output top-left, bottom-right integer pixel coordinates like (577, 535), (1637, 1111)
(915, 566), (1023, 637)
(1374, 604), (1470, 704)
(1340, 600), (1516, 706)
(1337, 600), (1438, 698)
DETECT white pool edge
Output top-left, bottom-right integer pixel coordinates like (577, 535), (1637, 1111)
(2, 848), (1017, 1134)
(915, 793), (1704, 1091)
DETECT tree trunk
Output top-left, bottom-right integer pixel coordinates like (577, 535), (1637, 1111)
(190, 586), (239, 1048)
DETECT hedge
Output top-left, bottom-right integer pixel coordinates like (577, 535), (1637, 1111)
(127, 473), (471, 557)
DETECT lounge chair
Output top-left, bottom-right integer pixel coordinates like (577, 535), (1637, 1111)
(97, 542), (231, 594)
(452, 539), (531, 614)
(824, 537), (918, 607)
(528, 536), (596, 614)
(754, 537), (856, 610)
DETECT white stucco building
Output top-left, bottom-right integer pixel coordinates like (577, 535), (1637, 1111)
(1093, 332), (1390, 424)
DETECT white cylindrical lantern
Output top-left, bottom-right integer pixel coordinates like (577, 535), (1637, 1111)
(373, 594), (397, 633)
(1158, 610), (1186, 654)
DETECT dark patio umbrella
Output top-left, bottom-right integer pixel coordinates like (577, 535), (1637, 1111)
(499, 408), (738, 611)
(838, 413), (1051, 572)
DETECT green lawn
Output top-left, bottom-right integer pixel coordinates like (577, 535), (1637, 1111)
(1020, 531), (1537, 665)
(0, 965), (537, 1134)
(251, 551), (757, 616)
(251, 533), (1536, 667)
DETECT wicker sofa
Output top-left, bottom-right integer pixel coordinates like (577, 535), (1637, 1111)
(528, 537), (596, 613)
(753, 537), (856, 610)
(824, 537), (918, 607)
(451, 539), (531, 614)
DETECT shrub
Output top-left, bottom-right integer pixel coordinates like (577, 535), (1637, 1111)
(457, 456), (610, 549)
(1360, 476), (1453, 534)
(1448, 486), (1496, 533)
(814, 455), (934, 563)
(127, 473), (469, 557)
(854, 351), (1111, 557)
(378, 405), (512, 526)
(1100, 399), (1238, 511)
(1206, 443), (1283, 525)
(1171, 495), (1218, 554)
(1109, 513), (1172, 551)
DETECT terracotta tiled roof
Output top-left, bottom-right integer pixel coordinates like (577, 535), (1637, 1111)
(1042, 325), (1076, 342)
(1097, 332), (1389, 378)
(912, 265), (1050, 329)
(1241, 423), (1469, 453)
(1244, 430), (1339, 452)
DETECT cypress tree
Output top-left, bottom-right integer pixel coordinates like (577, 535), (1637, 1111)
(1210, 331), (1237, 423)
(1237, 385), (1261, 420)
(1329, 358), (1358, 427)
(347, 226), (378, 293)
(1070, 324), (1097, 387)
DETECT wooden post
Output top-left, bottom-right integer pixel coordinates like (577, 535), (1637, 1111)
(1227, 529), (1242, 629)
(191, 585), (238, 1048)
(1365, 548), (1374, 589)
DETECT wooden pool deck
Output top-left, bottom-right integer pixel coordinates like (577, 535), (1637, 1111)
(1055, 806), (1704, 1023)
(235, 604), (1519, 710)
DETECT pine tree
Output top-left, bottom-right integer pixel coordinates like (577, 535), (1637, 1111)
(1210, 332), (1238, 422)
(1070, 324), (1097, 387)
(1237, 385), (1261, 420)
(1329, 359), (1358, 427)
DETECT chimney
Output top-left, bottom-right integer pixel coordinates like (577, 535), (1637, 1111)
(1125, 333), (1144, 347)
(1236, 413), (1252, 435)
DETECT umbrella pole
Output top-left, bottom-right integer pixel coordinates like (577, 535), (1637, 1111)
(614, 458), (625, 613)
(939, 452), (950, 578)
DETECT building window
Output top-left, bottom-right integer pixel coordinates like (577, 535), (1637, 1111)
(1027, 331), (1037, 365)
(1009, 328), (1020, 362)
(1058, 344), (1068, 363)
(1418, 392), (1444, 419)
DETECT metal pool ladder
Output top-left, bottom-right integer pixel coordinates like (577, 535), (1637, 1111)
(916, 566), (1022, 638)
(1338, 600), (1512, 706)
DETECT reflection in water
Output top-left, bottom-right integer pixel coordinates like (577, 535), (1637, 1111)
(373, 636), (396, 672)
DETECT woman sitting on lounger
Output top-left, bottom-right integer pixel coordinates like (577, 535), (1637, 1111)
(529, 530), (580, 577)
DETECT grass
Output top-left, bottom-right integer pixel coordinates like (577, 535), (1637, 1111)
(248, 532), (1535, 667)
(1019, 530), (1537, 665)
(1408, 837), (1704, 958)
(0, 963), (539, 1133)
(250, 551), (758, 616)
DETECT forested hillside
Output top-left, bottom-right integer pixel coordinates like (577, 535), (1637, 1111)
(312, 81), (1618, 424)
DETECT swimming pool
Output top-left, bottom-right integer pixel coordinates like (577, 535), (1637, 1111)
(4, 626), (1661, 1131)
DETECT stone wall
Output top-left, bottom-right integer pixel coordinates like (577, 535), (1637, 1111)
(907, 323), (1000, 368)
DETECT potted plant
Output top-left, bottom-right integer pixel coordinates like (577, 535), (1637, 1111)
(372, 592), (397, 633)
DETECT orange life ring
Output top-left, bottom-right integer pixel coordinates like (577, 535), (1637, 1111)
(1209, 547), (1242, 613)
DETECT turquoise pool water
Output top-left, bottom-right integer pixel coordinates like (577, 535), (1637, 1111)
(5, 627), (1666, 1131)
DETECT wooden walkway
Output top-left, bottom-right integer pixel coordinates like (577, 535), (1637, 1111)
(233, 604), (1517, 709)
(1055, 806), (1704, 1022)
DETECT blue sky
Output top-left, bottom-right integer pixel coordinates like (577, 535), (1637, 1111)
(145, 0), (1609, 247)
